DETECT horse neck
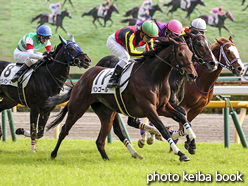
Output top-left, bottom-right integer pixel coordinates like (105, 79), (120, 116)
(195, 47), (223, 91)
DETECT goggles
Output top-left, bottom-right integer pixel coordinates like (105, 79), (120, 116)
(39, 35), (51, 40)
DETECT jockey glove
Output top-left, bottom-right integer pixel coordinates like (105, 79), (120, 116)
(143, 50), (156, 57)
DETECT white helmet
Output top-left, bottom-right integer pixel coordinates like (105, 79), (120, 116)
(191, 18), (207, 31)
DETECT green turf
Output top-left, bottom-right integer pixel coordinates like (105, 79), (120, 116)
(0, 138), (247, 185)
(0, 0), (247, 74)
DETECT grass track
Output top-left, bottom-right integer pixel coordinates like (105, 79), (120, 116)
(0, 0), (247, 74)
(0, 139), (247, 185)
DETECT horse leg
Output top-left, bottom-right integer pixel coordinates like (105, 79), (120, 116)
(92, 18), (98, 29)
(138, 102), (189, 161)
(108, 19), (113, 27)
(62, 0), (66, 8)
(223, 25), (234, 36)
(112, 114), (143, 159)
(30, 106), (40, 153)
(91, 102), (116, 160)
(60, 26), (70, 37)
(51, 101), (90, 159)
(55, 26), (59, 34)
(37, 110), (53, 139)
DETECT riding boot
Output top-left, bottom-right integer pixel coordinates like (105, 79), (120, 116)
(11, 64), (29, 83)
(107, 65), (124, 88)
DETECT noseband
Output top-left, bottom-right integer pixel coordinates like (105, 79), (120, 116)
(218, 42), (241, 72)
(155, 42), (193, 75)
(63, 41), (87, 67)
(187, 34), (211, 65)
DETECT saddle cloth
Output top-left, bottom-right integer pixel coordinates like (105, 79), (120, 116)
(180, 0), (191, 10)
(91, 62), (135, 94)
(0, 64), (33, 88)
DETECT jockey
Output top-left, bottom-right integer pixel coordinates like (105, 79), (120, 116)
(49, 2), (61, 23)
(210, 6), (224, 25)
(11, 25), (53, 83)
(137, 19), (183, 37)
(106, 20), (158, 88)
(102, 0), (110, 16)
(181, 18), (207, 36)
(137, 0), (153, 22)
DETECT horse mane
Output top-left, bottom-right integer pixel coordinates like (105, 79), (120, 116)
(53, 42), (63, 55)
(136, 36), (184, 63)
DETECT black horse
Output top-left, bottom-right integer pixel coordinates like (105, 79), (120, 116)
(164, 0), (205, 19)
(0, 35), (91, 152)
(82, 3), (119, 28)
(121, 4), (164, 26)
(31, 10), (72, 37)
(199, 11), (235, 36)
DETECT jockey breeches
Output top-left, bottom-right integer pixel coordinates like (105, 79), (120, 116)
(106, 33), (130, 68)
(14, 48), (40, 65)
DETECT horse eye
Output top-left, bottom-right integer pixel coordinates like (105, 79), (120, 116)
(178, 52), (183, 57)
(197, 43), (202, 47)
(227, 50), (230, 54)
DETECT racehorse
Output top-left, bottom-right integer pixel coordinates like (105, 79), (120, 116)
(82, 3), (119, 28)
(46, 36), (198, 161)
(173, 36), (245, 153)
(199, 11), (235, 37)
(164, 0), (205, 19)
(0, 35), (91, 152)
(31, 10), (72, 37)
(121, 4), (164, 26)
(96, 29), (219, 149)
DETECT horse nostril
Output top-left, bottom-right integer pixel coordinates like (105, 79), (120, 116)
(189, 73), (197, 80)
(209, 61), (216, 67)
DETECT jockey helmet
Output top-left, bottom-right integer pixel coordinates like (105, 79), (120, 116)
(106, 0), (110, 4)
(219, 6), (222, 11)
(37, 25), (52, 36)
(141, 20), (159, 38)
(57, 2), (61, 7)
(166, 20), (183, 35)
(191, 18), (207, 31)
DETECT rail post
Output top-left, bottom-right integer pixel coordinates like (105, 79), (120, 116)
(1, 109), (17, 142)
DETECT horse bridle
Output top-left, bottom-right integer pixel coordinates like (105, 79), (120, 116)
(62, 41), (87, 67)
(155, 42), (193, 75)
(218, 42), (240, 72)
(187, 34), (211, 66)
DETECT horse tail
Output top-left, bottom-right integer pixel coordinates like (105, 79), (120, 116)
(121, 18), (134, 23)
(124, 9), (134, 17)
(31, 14), (42, 23)
(46, 103), (68, 131)
(121, 18), (137, 26)
(82, 7), (97, 17)
(45, 84), (73, 108)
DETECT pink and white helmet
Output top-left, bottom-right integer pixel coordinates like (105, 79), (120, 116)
(166, 20), (183, 35)
(57, 2), (61, 7)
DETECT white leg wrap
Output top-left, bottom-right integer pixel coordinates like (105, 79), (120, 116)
(171, 130), (185, 140)
(139, 123), (159, 135)
(183, 123), (196, 141)
(31, 140), (36, 153)
(123, 138), (143, 159)
(139, 133), (147, 144)
(24, 131), (31, 137)
(147, 134), (155, 145)
(167, 138), (180, 155)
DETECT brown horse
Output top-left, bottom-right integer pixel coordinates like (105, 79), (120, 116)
(170, 36), (245, 154)
(47, 36), (197, 162)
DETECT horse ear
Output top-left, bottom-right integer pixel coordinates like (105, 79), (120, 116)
(71, 35), (75, 42)
(59, 35), (67, 45)
(229, 36), (234, 43)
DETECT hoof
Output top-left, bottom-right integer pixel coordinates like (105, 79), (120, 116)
(188, 147), (196, 155)
(184, 141), (190, 150)
(51, 151), (57, 159)
(138, 140), (145, 148)
(147, 136), (154, 145)
(16, 128), (25, 135)
(179, 154), (190, 162)
(155, 133), (163, 141)
(132, 152), (144, 160)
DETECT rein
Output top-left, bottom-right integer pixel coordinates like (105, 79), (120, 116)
(218, 42), (240, 72)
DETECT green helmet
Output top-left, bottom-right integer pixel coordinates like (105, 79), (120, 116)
(141, 20), (159, 38)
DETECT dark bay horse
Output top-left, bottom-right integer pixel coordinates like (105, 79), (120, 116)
(96, 30), (218, 150)
(0, 35), (91, 152)
(199, 11), (235, 36)
(47, 37), (197, 161)
(82, 3), (119, 28)
(164, 0), (205, 19)
(31, 10), (72, 37)
(169, 36), (244, 154)
(121, 4), (164, 26)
